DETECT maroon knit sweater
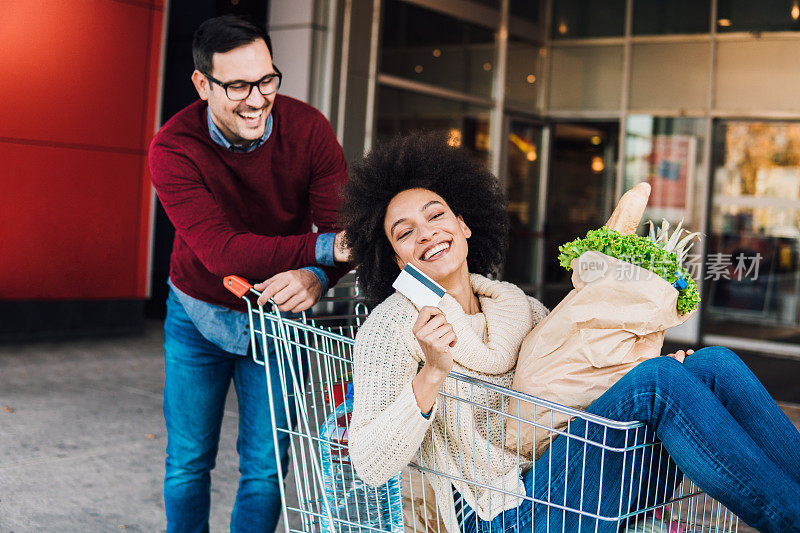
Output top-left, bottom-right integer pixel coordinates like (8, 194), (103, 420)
(149, 96), (350, 311)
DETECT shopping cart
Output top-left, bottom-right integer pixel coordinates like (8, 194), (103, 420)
(223, 275), (740, 533)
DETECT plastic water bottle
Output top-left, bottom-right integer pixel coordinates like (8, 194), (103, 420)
(319, 385), (403, 533)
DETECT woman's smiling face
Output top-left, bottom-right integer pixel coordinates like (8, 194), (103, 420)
(383, 188), (472, 284)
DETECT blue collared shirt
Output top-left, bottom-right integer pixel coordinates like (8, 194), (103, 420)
(168, 110), (338, 355)
(206, 106), (273, 152)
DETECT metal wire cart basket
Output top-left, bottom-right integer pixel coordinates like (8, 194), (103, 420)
(223, 274), (740, 533)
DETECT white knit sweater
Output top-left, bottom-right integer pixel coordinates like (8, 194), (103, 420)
(349, 274), (549, 532)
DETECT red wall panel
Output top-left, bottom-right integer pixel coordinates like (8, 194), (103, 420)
(0, 144), (145, 299)
(3, 1), (154, 149)
(0, 1), (165, 300)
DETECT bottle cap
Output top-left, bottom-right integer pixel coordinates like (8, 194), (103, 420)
(672, 274), (688, 291)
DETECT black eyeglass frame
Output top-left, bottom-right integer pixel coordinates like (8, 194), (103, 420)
(203, 66), (283, 101)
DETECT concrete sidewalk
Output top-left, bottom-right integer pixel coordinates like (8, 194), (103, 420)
(0, 322), (237, 532)
(1, 322), (798, 532)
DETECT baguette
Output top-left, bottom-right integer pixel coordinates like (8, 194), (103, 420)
(605, 182), (651, 235)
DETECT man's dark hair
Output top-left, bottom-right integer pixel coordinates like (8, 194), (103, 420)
(339, 131), (509, 306)
(192, 15), (273, 74)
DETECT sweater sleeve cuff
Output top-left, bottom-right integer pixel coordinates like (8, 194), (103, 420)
(401, 380), (439, 425)
(315, 232), (337, 267)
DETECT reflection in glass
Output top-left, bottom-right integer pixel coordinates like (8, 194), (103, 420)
(543, 122), (619, 307)
(504, 121), (542, 294)
(376, 86), (492, 164)
(551, 0), (625, 39)
(716, 0), (800, 33)
(380, 0), (496, 98)
(505, 38), (542, 110)
(624, 116), (707, 233)
(633, 0), (710, 35)
(704, 121), (800, 344)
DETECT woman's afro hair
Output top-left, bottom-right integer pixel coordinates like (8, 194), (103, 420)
(339, 131), (509, 306)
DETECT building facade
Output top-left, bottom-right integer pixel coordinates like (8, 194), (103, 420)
(278, 0), (800, 357)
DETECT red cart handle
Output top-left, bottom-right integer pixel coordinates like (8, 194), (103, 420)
(223, 275), (253, 298)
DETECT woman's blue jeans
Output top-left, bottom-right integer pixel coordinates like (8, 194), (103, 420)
(459, 347), (800, 533)
(163, 289), (296, 533)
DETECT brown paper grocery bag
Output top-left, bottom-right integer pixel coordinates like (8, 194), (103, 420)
(402, 468), (447, 533)
(506, 251), (694, 459)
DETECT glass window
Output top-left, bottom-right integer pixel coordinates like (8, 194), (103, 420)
(704, 121), (800, 345)
(542, 121), (619, 307)
(376, 86), (492, 164)
(551, 0), (625, 39)
(505, 38), (543, 110)
(633, 0), (710, 35)
(623, 116), (707, 233)
(510, 0), (540, 24)
(629, 42), (710, 111)
(549, 45), (623, 110)
(623, 116), (708, 344)
(380, 0), (496, 98)
(715, 39), (800, 112)
(716, 0), (800, 33)
(504, 120), (543, 294)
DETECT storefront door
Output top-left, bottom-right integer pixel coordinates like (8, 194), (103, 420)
(703, 120), (800, 355)
(541, 121), (619, 308)
(503, 118), (545, 297)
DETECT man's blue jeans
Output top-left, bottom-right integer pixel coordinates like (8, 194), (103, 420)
(163, 289), (295, 533)
(460, 347), (800, 533)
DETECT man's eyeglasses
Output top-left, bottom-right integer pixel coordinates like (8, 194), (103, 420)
(203, 66), (282, 101)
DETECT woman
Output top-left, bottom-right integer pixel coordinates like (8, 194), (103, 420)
(340, 132), (800, 533)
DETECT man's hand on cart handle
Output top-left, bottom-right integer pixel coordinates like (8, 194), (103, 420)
(254, 269), (322, 312)
(333, 230), (352, 263)
(664, 349), (694, 363)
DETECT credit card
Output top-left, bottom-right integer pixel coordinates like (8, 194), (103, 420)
(392, 263), (446, 309)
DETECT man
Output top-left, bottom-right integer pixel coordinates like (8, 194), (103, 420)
(148, 15), (350, 532)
